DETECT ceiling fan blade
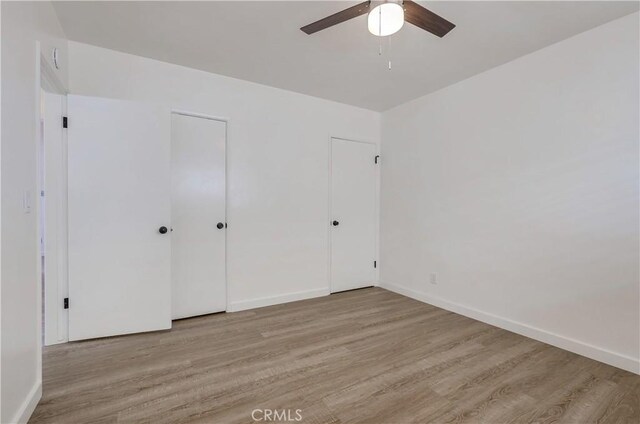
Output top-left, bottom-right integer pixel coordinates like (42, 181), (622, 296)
(301, 1), (371, 35)
(403, 1), (455, 38)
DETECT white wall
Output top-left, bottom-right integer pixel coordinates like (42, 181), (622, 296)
(1, 1), (68, 422)
(68, 41), (380, 312)
(1, 5), (635, 424)
(380, 12), (639, 373)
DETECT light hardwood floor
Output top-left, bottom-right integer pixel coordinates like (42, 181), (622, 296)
(30, 287), (639, 424)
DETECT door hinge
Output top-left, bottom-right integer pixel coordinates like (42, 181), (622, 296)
(62, 116), (68, 129)
(63, 298), (69, 309)
(375, 155), (379, 164)
(374, 260), (377, 268)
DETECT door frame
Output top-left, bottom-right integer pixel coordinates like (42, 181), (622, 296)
(327, 135), (380, 294)
(38, 47), (69, 346)
(41, 91), (69, 346)
(171, 109), (230, 312)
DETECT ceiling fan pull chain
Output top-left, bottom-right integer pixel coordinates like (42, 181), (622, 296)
(388, 35), (392, 70)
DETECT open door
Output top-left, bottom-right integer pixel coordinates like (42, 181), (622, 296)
(67, 95), (171, 341)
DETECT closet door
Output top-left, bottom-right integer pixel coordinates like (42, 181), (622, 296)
(171, 113), (227, 319)
(330, 138), (377, 293)
(68, 95), (171, 341)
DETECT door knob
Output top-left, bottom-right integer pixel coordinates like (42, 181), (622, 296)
(332, 220), (340, 226)
(158, 226), (168, 234)
(217, 222), (225, 229)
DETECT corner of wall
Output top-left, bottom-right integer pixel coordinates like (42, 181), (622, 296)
(1, 1), (69, 422)
(10, 380), (42, 424)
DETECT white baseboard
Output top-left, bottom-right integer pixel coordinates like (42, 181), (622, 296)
(228, 288), (330, 312)
(381, 282), (640, 375)
(10, 379), (42, 424)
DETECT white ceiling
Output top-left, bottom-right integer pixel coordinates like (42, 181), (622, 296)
(53, 1), (639, 111)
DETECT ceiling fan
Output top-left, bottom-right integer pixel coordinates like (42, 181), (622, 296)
(300, 0), (455, 38)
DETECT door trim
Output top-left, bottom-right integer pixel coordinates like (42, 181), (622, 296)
(327, 135), (380, 294)
(170, 109), (229, 313)
(171, 109), (229, 123)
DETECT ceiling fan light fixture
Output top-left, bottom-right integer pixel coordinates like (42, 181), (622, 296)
(368, 1), (405, 37)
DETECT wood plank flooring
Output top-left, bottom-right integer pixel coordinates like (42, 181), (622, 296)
(30, 288), (639, 424)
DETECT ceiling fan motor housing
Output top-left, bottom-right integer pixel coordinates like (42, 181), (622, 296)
(368, 0), (406, 37)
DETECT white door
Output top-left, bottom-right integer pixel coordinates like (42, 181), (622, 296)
(330, 138), (377, 293)
(43, 91), (68, 345)
(171, 113), (226, 319)
(68, 95), (171, 341)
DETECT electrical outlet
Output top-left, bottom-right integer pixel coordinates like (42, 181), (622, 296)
(429, 273), (437, 285)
